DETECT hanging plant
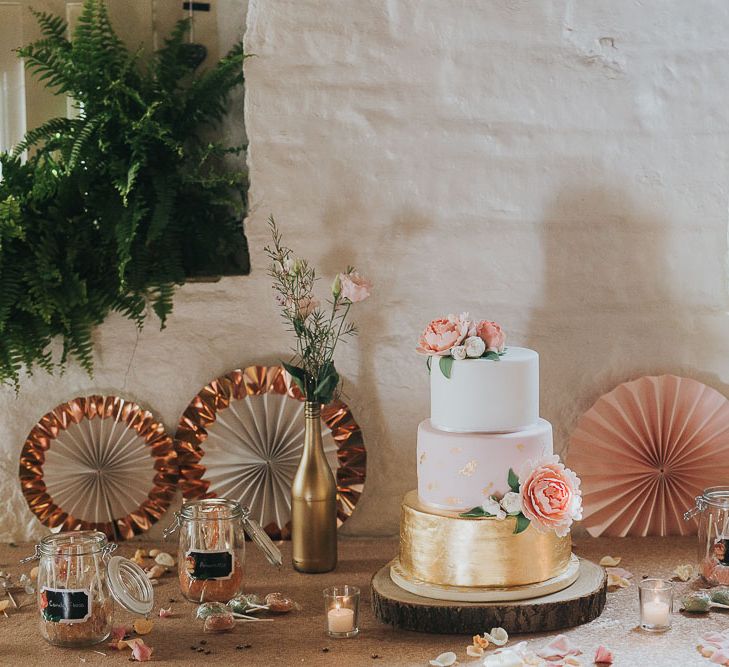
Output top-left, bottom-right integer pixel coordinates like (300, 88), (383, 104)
(0, 0), (249, 387)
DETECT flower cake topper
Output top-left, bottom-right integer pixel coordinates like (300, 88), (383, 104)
(460, 455), (582, 537)
(416, 313), (506, 378)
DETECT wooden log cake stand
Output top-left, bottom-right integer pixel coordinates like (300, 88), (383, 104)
(371, 558), (606, 635)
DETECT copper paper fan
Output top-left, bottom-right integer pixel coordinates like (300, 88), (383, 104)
(175, 365), (366, 539)
(19, 395), (178, 540)
(568, 375), (729, 537)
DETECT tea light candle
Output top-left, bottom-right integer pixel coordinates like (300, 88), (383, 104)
(642, 599), (670, 627)
(327, 605), (355, 634)
(323, 585), (360, 638)
(639, 578), (673, 632)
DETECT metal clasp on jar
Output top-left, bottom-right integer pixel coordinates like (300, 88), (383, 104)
(684, 495), (707, 521)
(162, 510), (183, 539)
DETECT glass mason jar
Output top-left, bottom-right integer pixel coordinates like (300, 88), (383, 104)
(684, 486), (729, 585)
(22, 531), (153, 647)
(164, 498), (282, 603)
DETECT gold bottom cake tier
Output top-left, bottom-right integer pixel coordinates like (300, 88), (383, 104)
(399, 490), (572, 588)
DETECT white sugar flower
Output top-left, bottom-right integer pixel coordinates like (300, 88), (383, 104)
(500, 491), (522, 515)
(464, 336), (486, 358)
(451, 345), (467, 360)
(483, 497), (507, 520)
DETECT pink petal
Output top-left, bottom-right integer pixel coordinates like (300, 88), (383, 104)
(110, 625), (128, 642)
(594, 645), (614, 664)
(536, 634), (582, 660)
(605, 567), (633, 579)
(711, 648), (729, 665)
(159, 607), (174, 618)
(130, 639), (153, 662)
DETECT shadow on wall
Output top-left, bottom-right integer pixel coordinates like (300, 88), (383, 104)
(318, 193), (435, 535)
(526, 184), (688, 457)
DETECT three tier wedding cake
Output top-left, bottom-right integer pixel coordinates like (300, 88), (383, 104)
(391, 314), (583, 601)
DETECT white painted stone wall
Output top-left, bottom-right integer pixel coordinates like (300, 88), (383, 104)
(3, 0), (729, 540)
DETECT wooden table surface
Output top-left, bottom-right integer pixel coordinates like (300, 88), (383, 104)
(0, 535), (720, 666)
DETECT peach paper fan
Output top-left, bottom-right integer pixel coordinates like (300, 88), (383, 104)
(567, 375), (729, 537)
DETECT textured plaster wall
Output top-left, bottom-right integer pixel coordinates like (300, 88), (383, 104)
(3, 0), (729, 540)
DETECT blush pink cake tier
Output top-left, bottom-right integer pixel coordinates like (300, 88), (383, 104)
(417, 418), (552, 511)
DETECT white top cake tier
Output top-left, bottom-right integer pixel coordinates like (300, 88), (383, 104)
(430, 346), (539, 432)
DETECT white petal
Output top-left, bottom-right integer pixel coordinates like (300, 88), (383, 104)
(466, 645), (485, 657)
(485, 627), (509, 646)
(430, 651), (457, 666)
(599, 556), (621, 567)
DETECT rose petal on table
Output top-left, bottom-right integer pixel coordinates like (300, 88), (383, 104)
(673, 563), (695, 581)
(483, 648), (526, 666)
(0, 600), (10, 613)
(536, 634), (582, 660)
(599, 556), (621, 567)
(607, 573), (631, 589)
(710, 647), (729, 665)
(428, 651), (457, 666)
(605, 567), (633, 579)
(594, 645), (614, 664)
(128, 638), (153, 662)
(133, 618), (154, 635)
(472, 633), (490, 650)
(466, 644), (485, 657)
(158, 607), (174, 618)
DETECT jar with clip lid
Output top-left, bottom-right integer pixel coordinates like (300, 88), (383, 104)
(163, 498), (282, 603)
(22, 531), (153, 647)
(684, 486), (729, 585)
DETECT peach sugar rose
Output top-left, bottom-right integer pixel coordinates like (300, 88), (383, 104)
(476, 320), (506, 353)
(416, 313), (472, 356)
(518, 455), (582, 537)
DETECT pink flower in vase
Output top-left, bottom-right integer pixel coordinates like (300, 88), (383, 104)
(338, 271), (372, 303)
(476, 320), (506, 353)
(416, 313), (472, 356)
(518, 455), (582, 537)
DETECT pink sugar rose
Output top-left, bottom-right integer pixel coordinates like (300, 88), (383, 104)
(338, 271), (372, 303)
(519, 455), (582, 538)
(416, 313), (472, 356)
(476, 320), (506, 353)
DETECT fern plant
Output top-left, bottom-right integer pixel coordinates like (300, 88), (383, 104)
(0, 0), (249, 387)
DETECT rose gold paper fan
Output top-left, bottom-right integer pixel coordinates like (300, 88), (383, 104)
(568, 375), (729, 537)
(175, 365), (366, 540)
(19, 396), (178, 540)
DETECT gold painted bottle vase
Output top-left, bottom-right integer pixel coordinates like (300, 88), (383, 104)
(291, 401), (338, 573)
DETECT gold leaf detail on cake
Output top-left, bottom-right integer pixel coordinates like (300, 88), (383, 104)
(458, 460), (478, 477)
(450, 447), (462, 454)
(481, 483), (494, 496)
(419, 453), (427, 465)
(516, 444), (525, 452)
(444, 497), (463, 506)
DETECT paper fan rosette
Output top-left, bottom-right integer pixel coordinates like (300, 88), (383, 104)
(568, 375), (729, 536)
(19, 395), (178, 540)
(175, 365), (366, 539)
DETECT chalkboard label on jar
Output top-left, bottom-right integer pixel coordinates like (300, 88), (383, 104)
(40, 587), (92, 624)
(184, 549), (234, 580)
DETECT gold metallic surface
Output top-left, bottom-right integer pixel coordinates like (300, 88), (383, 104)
(399, 490), (572, 587)
(19, 395), (178, 541)
(175, 365), (366, 540)
(291, 402), (338, 573)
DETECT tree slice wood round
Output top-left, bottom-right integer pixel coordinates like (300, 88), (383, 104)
(371, 557), (606, 635)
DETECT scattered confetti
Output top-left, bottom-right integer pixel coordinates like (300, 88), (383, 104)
(599, 556), (621, 567)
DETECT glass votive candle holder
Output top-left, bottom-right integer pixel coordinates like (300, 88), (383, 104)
(639, 578), (673, 632)
(323, 585), (360, 638)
